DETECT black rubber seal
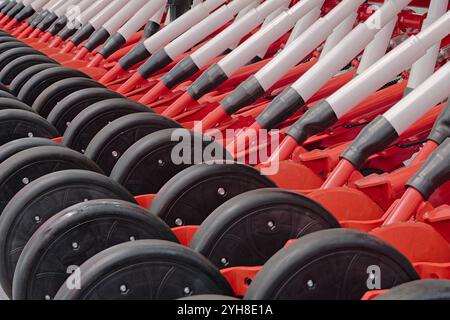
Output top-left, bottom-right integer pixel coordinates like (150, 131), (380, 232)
(47, 16), (67, 36)
(98, 33), (126, 59)
(342, 116), (398, 169)
(220, 76), (265, 115)
(407, 138), (450, 199)
(161, 56), (199, 89)
(14, 5), (34, 22)
(187, 64), (228, 101)
(286, 100), (338, 145)
(1, 1), (16, 15)
(57, 25), (77, 41)
(36, 12), (57, 32)
(428, 100), (450, 145)
(118, 43), (151, 70)
(137, 48), (173, 79)
(84, 27), (110, 52)
(142, 21), (160, 39)
(256, 87), (305, 129)
(6, 2), (23, 18)
(70, 23), (95, 46)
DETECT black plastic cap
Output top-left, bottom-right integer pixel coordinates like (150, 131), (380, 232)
(6, 2), (23, 18)
(286, 100), (338, 145)
(118, 43), (151, 70)
(1, 1), (16, 14)
(30, 10), (47, 27)
(84, 27), (110, 52)
(58, 25), (77, 41)
(342, 116), (398, 169)
(70, 23), (95, 46)
(98, 33), (126, 59)
(187, 64), (228, 101)
(220, 76), (265, 115)
(142, 21), (160, 39)
(47, 16), (67, 36)
(428, 100), (450, 145)
(14, 5), (34, 22)
(36, 12), (57, 31)
(169, 0), (192, 20)
(161, 56), (199, 89)
(256, 87), (305, 129)
(137, 48), (173, 79)
(407, 138), (450, 199)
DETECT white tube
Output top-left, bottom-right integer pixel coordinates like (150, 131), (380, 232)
(191, 0), (289, 67)
(77, 0), (109, 26)
(407, 0), (448, 90)
(149, 5), (165, 24)
(256, 6), (289, 58)
(357, 16), (397, 74)
(143, 0), (227, 53)
(326, 11), (450, 119)
(227, 0), (260, 50)
(292, 0), (413, 101)
(164, 0), (253, 59)
(46, 0), (64, 12)
(117, 0), (167, 39)
(218, 0), (323, 77)
(30, 0), (49, 11)
(255, 0), (363, 91)
(88, 0), (128, 30)
(384, 61), (450, 134)
(321, 12), (357, 58)
(53, 0), (80, 18)
(286, 6), (322, 47)
(102, 0), (149, 34)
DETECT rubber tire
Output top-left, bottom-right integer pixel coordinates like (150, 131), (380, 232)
(17, 67), (90, 106)
(0, 54), (57, 85)
(0, 47), (42, 71)
(10, 63), (58, 96)
(0, 146), (103, 213)
(0, 41), (29, 55)
(150, 162), (277, 227)
(0, 90), (17, 100)
(63, 99), (153, 153)
(0, 137), (62, 164)
(85, 113), (182, 175)
(47, 88), (124, 134)
(375, 280), (450, 300)
(0, 109), (59, 146)
(0, 170), (137, 298)
(179, 295), (239, 300)
(244, 229), (420, 300)
(0, 98), (34, 112)
(110, 129), (232, 196)
(32, 77), (104, 118)
(190, 188), (340, 268)
(54, 240), (233, 300)
(12, 199), (177, 300)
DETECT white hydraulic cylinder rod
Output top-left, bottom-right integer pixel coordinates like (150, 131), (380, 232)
(191, 0), (290, 68)
(286, 6), (322, 47)
(326, 11), (450, 119)
(321, 11), (357, 58)
(291, 0), (413, 102)
(117, 0), (167, 40)
(143, 0), (227, 53)
(102, 0), (149, 35)
(88, 0), (128, 31)
(384, 60), (450, 134)
(407, 0), (448, 92)
(218, 0), (323, 77)
(255, 0), (363, 91)
(77, 0), (109, 26)
(164, 0), (254, 60)
(357, 16), (397, 74)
